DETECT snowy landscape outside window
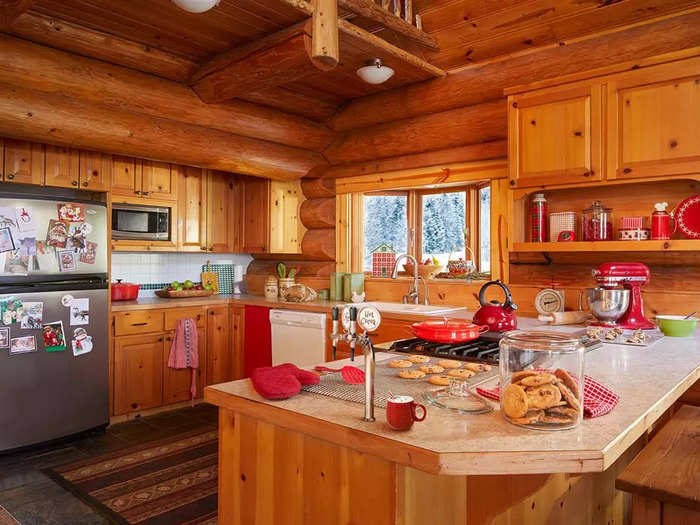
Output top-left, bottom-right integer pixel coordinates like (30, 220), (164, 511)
(421, 191), (466, 266)
(479, 186), (491, 272)
(363, 193), (407, 271)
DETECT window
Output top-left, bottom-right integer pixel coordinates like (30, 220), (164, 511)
(360, 184), (491, 276)
(362, 192), (408, 271)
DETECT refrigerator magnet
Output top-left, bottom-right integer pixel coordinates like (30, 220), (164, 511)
(4, 251), (29, 275)
(0, 297), (23, 325)
(19, 302), (43, 329)
(15, 207), (36, 232)
(69, 298), (89, 326)
(0, 227), (16, 253)
(67, 224), (87, 252)
(71, 327), (93, 356)
(0, 207), (17, 230)
(42, 321), (66, 352)
(16, 232), (37, 257)
(10, 335), (36, 355)
(57, 203), (85, 222)
(80, 241), (97, 264)
(61, 295), (74, 308)
(57, 250), (77, 272)
(46, 220), (69, 248)
(0, 327), (9, 348)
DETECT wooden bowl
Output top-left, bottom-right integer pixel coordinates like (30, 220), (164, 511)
(403, 263), (444, 279)
(155, 289), (215, 298)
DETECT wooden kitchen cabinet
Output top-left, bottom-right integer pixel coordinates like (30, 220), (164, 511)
(162, 309), (207, 405)
(113, 334), (165, 416)
(111, 157), (176, 200)
(45, 145), (80, 189)
(242, 176), (304, 254)
(205, 305), (232, 386)
(607, 60), (700, 180)
(508, 83), (602, 188)
(177, 166), (207, 252)
(79, 150), (112, 191)
(230, 306), (245, 380)
(1, 139), (44, 185)
(205, 171), (236, 253)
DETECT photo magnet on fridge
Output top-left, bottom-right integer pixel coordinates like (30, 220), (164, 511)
(0, 227), (16, 253)
(69, 298), (89, 326)
(4, 251), (29, 275)
(80, 241), (97, 264)
(20, 302), (43, 329)
(0, 327), (9, 348)
(57, 203), (85, 223)
(71, 327), (93, 356)
(42, 321), (66, 352)
(46, 220), (68, 248)
(10, 335), (36, 355)
(57, 250), (77, 272)
(0, 207), (17, 230)
(15, 207), (36, 233)
(67, 223), (87, 252)
(16, 232), (37, 257)
(1, 296), (23, 325)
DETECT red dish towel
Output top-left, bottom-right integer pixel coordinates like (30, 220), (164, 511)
(476, 373), (619, 418)
(168, 318), (199, 400)
(251, 363), (320, 400)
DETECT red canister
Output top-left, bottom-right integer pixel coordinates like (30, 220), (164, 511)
(530, 193), (547, 242)
(651, 202), (676, 240)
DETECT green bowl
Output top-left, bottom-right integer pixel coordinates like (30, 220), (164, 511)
(656, 315), (698, 337)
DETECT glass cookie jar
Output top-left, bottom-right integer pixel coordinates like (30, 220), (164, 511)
(499, 331), (584, 430)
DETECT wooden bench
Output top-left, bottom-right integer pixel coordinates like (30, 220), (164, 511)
(616, 404), (700, 524)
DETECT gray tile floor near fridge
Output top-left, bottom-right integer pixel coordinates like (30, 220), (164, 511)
(0, 403), (218, 524)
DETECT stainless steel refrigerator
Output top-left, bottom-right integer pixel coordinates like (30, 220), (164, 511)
(0, 189), (109, 452)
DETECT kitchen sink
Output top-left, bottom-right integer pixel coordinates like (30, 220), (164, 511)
(363, 302), (466, 316)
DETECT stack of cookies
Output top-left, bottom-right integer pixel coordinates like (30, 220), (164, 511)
(387, 355), (492, 385)
(501, 369), (581, 427)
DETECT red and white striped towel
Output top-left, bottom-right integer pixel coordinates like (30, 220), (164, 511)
(476, 373), (619, 418)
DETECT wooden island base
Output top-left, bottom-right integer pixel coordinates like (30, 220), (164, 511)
(217, 408), (644, 525)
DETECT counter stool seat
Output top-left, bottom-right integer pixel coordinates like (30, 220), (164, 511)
(616, 404), (699, 523)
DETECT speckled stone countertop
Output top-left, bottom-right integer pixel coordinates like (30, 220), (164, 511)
(205, 317), (700, 476)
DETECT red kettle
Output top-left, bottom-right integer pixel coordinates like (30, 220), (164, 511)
(472, 280), (518, 332)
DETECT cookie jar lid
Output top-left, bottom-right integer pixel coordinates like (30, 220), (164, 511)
(500, 330), (583, 353)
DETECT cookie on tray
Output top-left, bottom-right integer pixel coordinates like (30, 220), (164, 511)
(446, 369), (475, 380)
(428, 374), (451, 386)
(406, 354), (430, 363)
(388, 359), (413, 369)
(437, 359), (462, 369)
(398, 369), (426, 380)
(419, 364), (445, 374)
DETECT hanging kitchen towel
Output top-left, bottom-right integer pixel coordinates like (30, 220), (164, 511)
(476, 373), (619, 418)
(251, 363), (320, 400)
(168, 318), (199, 400)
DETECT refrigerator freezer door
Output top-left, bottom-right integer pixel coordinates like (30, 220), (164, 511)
(0, 288), (109, 451)
(0, 197), (107, 280)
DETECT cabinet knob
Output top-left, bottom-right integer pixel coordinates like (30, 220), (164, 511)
(135, 190), (142, 195)
(166, 336), (171, 341)
(670, 139), (678, 149)
(131, 403), (138, 409)
(573, 131), (583, 137)
(623, 168), (632, 174)
(6, 174), (14, 180)
(509, 180), (515, 186)
(82, 181), (88, 187)
(158, 337), (163, 342)
(72, 180), (78, 186)
(143, 191), (150, 196)
(583, 170), (593, 177)
(200, 246), (206, 251)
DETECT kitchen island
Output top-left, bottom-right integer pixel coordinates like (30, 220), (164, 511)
(204, 320), (700, 524)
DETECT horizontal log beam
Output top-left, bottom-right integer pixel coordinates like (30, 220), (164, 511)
(337, 0), (438, 50)
(301, 228), (335, 261)
(300, 176), (335, 198)
(9, 12), (197, 82)
(300, 198), (335, 229)
(0, 83), (325, 180)
(0, 0), (34, 29)
(331, 10), (700, 131)
(191, 25), (319, 103)
(0, 34), (334, 152)
(324, 100), (506, 164)
(322, 140), (507, 178)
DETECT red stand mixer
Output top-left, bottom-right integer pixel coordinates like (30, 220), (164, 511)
(589, 262), (655, 330)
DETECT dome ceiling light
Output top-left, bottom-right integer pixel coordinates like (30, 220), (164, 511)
(356, 58), (395, 85)
(171, 0), (220, 14)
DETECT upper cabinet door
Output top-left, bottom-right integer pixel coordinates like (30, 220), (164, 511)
(607, 64), (700, 180)
(509, 84), (602, 188)
(269, 180), (303, 254)
(79, 150), (112, 191)
(206, 170), (234, 252)
(111, 156), (141, 198)
(2, 139), (44, 185)
(142, 160), (177, 201)
(177, 166), (207, 252)
(45, 145), (80, 189)
(242, 176), (270, 253)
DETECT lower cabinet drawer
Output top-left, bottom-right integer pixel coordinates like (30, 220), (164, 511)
(114, 310), (164, 336)
(164, 308), (206, 331)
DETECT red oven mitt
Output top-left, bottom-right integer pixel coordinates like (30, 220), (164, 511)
(250, 363), (320, 400)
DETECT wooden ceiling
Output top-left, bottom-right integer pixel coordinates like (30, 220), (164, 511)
(3, 0), (699, 123)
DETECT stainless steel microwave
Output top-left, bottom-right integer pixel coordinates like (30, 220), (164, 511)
(111, 203), (170, 241)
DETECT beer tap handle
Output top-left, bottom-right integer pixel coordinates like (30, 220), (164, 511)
(349, 306), (357, 361)
(331, 306), (339, 360)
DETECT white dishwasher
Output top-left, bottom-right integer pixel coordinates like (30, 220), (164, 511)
(270, 309), (327, 367)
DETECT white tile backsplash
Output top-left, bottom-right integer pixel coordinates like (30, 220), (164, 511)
(112, 252), (253, 297)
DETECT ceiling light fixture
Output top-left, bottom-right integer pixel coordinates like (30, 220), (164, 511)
(356, 58), (394, 85)
(171, 0), (220, 13)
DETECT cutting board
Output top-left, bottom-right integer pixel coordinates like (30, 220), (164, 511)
(200, 263), (235, 294)
(201, 261), (219, 294)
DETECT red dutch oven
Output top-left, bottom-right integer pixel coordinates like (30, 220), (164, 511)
(411, 319), (488, 344)
(111, 279), (140, 301)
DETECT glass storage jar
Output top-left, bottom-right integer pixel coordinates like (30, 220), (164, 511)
(499, 331), (584, 430)
(581, 201), (613, 241)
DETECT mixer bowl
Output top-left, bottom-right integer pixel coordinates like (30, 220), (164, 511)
(585, 288), (630, 323)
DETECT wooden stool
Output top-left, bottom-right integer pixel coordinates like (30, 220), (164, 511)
(616, 404), (700, 524)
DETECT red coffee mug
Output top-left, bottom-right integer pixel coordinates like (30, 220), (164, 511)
(386, 395), (426, 430)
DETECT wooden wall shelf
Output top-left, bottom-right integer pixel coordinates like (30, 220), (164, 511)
(512, 240), (700, 253)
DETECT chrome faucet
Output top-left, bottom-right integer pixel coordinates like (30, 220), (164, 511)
(392, 254), (429, 305)
(330, 306), (376, 422)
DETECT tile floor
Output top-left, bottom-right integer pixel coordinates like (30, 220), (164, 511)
(0, 403), (218, 524)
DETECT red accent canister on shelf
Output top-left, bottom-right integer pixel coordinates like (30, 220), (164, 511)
(651, 202), (676, 240)
(530, 193), (547, 242)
